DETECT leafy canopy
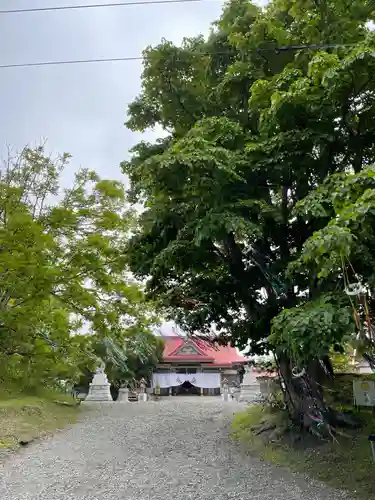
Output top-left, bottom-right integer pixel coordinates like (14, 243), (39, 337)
(123, 0), (375, 363)
(0, 145), (158, 390)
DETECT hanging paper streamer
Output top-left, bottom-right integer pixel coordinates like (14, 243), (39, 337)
(292, 366), (306, 378)
(344, 282), (365, 296)
(340, 254), (375, 373)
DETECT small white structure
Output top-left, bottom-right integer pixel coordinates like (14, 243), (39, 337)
(138, 378), (148, 402)
(117, 387), (129, 403)
(85, 365), (113, 402)
(353, 379), (375, 407)
(221, 378), (230, 402)
(239, 365), (261, 402)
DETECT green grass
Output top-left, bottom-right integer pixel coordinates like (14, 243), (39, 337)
(0, 386), (81, 451)
(232, 404), (375, 499)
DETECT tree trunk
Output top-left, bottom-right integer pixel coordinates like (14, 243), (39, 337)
(277, 353), (363, 435)
(277, 353), (329, 431)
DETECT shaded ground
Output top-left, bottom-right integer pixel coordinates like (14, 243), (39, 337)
(0, 398), (354, 500)
(0, 392), (79, 463)
(233, 403), (375, 500)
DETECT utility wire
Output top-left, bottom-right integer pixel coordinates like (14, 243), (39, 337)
(0, 0), (216, 15)
(0, 56), (143, 69)
(0, 43), (357, 70)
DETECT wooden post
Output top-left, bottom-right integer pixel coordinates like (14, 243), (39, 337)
(369, 435), (375, 461)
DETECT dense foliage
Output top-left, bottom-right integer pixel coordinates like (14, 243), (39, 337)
(123, 0), (375, 425)
(0, 146), (160, 392)
(289, 165), (375, 365)
(123, 0), (373, 350)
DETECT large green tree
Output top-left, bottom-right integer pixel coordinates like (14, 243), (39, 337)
(0, 145), (157, 391)
(122, 0), (375, 426)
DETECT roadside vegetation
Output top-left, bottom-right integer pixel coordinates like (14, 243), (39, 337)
(233, 372), (375, 499)
(0, 385), (79, 454)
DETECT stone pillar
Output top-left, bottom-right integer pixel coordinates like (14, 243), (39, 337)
(117, 387), (129, 403)
(198, 367), (203, 395)
(138, 378), (147, 402)
(169, 367), (173, 396)
(85, 365), (113, 402)
(239, 365), (260, 403)
(221, 378), (230, 402)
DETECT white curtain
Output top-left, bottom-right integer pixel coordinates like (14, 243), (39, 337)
(152, 372), (221, 389)
(151, 373), (172, 389)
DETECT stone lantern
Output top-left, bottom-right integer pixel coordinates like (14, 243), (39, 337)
(239, 365), (261, 402)
(221, 377), (230, 402)
(117, 384), (129, 403)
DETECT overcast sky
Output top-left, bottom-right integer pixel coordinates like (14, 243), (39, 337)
(0, 0), (233, 187)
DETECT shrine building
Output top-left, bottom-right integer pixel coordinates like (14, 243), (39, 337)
(151, 335), (248, 396)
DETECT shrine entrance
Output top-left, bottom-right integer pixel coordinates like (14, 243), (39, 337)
(152, 370), (222, 396)
(175, 380), (200, 396)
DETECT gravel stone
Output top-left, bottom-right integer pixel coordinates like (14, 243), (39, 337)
(0, 398), (354, 500)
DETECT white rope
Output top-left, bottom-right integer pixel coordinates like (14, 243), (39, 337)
(292, 367), (306, 378)
(344, 282), (365, 296)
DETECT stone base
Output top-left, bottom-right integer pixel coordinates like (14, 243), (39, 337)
(221, 391), (230, 402)
(85, 383), (113, 402)
(117, 388), (129, 403)
(138, 392), (147, 402)
(82, 401), (114, 405)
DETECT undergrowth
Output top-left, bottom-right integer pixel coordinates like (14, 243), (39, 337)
(232, 403), (375, 499)
(0, 383), (80, 452)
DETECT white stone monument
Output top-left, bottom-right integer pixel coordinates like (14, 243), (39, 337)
(117, 387), (129, 403)
(85, 364), (113, 402)
(239, 365), (260, 402)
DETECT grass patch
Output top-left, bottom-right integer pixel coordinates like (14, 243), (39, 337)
(0, 387), (80, 451)
(232, 404), (375, 499)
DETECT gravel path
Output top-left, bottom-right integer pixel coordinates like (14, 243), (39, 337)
(0, 398), (354, 500)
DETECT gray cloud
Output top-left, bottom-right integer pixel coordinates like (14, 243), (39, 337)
(0, 0), (227, 182)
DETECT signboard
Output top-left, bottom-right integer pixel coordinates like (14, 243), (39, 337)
(353, 380), (375, 407)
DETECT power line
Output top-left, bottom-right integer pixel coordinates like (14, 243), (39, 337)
(0, 0), (215, 15)
(0, 56), (142, 69)
(0, 43), (357, 70)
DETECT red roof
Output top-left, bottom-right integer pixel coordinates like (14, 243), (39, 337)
(161, 336), (247, 366)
